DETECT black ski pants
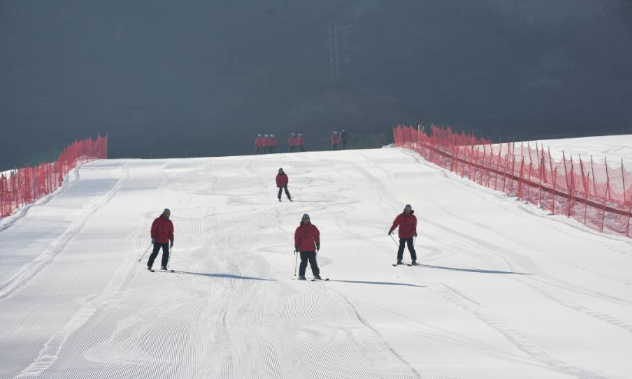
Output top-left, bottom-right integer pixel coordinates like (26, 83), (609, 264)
(278, 185), (291, 200)
(397, 237), (416, 262)
(342, 139), (348, 150)
(148, 242), (170, 268)
(289, 146), (296, 153)
(332, 143), (339, 150)
(299, 251), (320, 277)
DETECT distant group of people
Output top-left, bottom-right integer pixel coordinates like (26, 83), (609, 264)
(253, 130), (351, 154)
(255, 134), (304, 154)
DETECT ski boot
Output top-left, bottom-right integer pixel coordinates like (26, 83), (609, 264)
(161, 266), (168, 271)
(298, 275), (306, 280)
(313, 275), (322, 280)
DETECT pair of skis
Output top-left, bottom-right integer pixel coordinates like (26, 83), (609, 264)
(147, 267), (175, 273)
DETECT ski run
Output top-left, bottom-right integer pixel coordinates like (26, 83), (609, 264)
(1, 136), (631, 379)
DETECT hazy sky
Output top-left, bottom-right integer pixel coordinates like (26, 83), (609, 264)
(1, 0), (631, 169)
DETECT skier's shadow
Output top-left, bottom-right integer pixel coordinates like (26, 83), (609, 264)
(328, 279), (424, 288)
(173, 271), (275, 281)
(415, 264), (530, 275)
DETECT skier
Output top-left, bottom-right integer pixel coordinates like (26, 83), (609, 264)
(270, 134), (278, 153)
(148, 208), (175, 271)
(276, 168), (292, 202)
(297, 134), (305, 152)
(288, 133), (297, 153)
(294, 213), (321, 280)
(331, 131), (340, 150)
(388, 204), (417, 265)
(255, 134), (264, 154)
(341, 129), (350, 150)
(263, 134), (271, 154)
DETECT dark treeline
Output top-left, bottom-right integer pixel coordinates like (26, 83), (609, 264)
(1, 0), (631, 170)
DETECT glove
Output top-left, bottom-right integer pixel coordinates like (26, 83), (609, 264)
(414, 233), (418, 237)
(170, 240), (174, 248)
(388, 231), (392, 236)
(294, 247), (299, 253)
(151, 238), (155, 244)
(316, 244), (320, 252)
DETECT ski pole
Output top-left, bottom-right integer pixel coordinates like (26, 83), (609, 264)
(389, 234), (399, 247)
(138, 243), (153, 262)
(294, 250), (298, 277)
(167, 246), (172, 269)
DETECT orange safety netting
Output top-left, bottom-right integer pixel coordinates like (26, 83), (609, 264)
(0, 135), (108, 218)
(393, 124), (632, 238)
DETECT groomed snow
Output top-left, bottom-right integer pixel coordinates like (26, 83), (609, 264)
(0, 144), (631, 379)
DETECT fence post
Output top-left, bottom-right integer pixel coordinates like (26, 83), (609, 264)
(579, 158), (589, 224)
(601, 178), (609, 232)
(623, 158), (631, 237)
(517, 157), (525, 199)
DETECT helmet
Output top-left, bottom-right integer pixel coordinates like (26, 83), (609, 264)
(302, 213), (310, 220)
(404, 204), (412, 211)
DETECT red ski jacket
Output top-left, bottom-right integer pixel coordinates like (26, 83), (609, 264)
(389, 211), (417, 238)
(276, 173), (288, 187)
(255, 137), (264, 148)
(331, 134), (340, 144)
(297, 136), (304, 146)
(288, 136), (298, 147)
(271, 137), (277, 147)
(264, 137), (272, 147)
(151, 215), (174, 244)
(295, 222), (320, 252)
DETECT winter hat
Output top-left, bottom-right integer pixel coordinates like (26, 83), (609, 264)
(404, 204), (412, 211)
(278, 168), (284, 172)
(302, 214), (310, 220)
(163, 208), (171, 215)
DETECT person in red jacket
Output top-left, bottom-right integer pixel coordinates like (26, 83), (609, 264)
(294, 213), (321, 280)
(148, 208), (175, 271)
(263, 134), (271, 154)
(297, 133), (305, 152)
(288, 133), (297, 152)
(388, 204), (417, 265)
(255, 134), (264, 154)
(276, 168), (292, 202)
(331, 131), (340, 150)
(270, 134), (278, 153)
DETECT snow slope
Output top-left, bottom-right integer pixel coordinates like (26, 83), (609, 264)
(0, 145), (631, 379)
(534, 135), (632, 169)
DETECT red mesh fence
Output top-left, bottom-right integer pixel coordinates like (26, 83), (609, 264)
(0, 135), (108, 218)
(393, 124), (632, 238)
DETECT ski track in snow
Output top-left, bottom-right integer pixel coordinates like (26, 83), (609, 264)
(0, 146), (631, 379)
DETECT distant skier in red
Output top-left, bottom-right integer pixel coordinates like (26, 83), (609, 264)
(263, 134), (271, 154)
(294, 213), (321, 280)
(270, 134), (278, 153)
(331, 131), (340, 150)
(388, 204), (417, 265)
(255, 134), (264, 154)
(148, 208), (175, 271)
(288, 133), (298, 152)
(297, 133), (305, 152)
(276, 168), (292, 202)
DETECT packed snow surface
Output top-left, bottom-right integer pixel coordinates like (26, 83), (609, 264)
(1, 143), (631, 379)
